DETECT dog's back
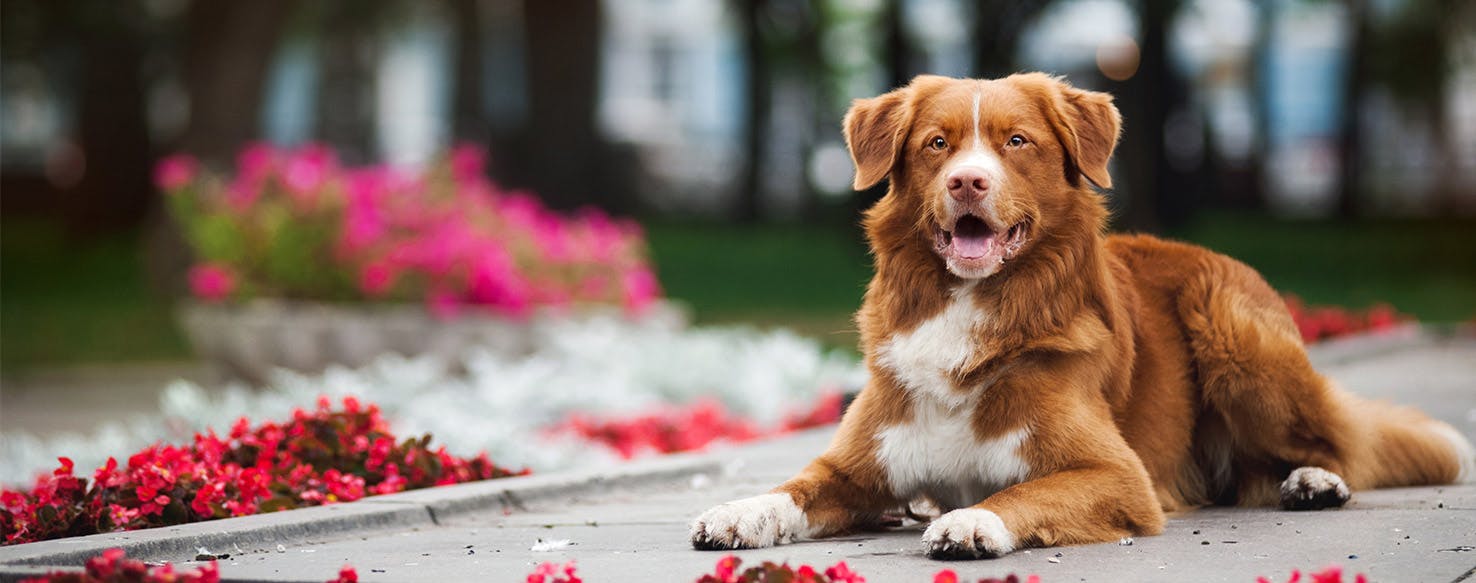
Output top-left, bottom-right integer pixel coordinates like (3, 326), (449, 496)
(1106, 233), (1473, 509)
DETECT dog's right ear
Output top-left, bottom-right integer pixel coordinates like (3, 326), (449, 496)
(843, 87), (912, 191)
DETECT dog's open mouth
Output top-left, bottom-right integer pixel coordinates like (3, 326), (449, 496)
(933, 214), (1030, 275)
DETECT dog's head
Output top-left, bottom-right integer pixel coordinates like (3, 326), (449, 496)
(845, 73), (1120, 280)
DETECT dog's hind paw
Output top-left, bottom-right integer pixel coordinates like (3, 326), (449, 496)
(922, 508), (1015, 560)
(1280, 466), (1350, 510)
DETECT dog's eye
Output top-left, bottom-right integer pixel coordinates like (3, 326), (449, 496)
(929, 136), (948, 151)
(1007, 135), (1027, 148)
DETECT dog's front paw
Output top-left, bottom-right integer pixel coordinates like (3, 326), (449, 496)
(1280, 467), (1350, 510)
(922, 508), (1015, 560)
(690, 493), (808, 550)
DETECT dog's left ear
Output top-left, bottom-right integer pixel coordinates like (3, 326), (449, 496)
(1022, 74), (1122, 189)
(1061, 84), (1121, 189)
(843, 86), (912, 191)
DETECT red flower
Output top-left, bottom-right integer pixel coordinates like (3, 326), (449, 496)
(525, 561), (580, 583)
(26, 548), (220, 583)
(330, 566), (359, 583)
(824, 561), (865, 583)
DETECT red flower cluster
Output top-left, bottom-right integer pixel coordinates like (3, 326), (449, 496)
(548, 557), (1365, 583)
(526, 560), (582, 583)
(1284, 295), (1405, 344)
(329, 566), (359, 583)
(21, 549), (359, 583)
(934, 571), (1039, 583)
(20, 548), (219, 583)
(696, 555), (865, 583)
(1258, 566), (1368, 583)
(1, 397), (527, 546)
(554, 392), (845, 459)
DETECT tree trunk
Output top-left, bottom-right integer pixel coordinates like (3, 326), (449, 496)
(513, 0), (625, 211)
(314, 5), (379, 164)
(447, 0), (485, 144)
(1115, 0), (1190, 232)
(737, 0), (770, 222)
(970, 1), (1049, 78)
(178, 0), (299, 164)
(1336, 0), (1368, 218)
(67, 0), (153, 232)
(885, 0), (911, 89)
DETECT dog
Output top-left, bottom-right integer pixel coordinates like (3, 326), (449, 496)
(690, 73), (1474, 560)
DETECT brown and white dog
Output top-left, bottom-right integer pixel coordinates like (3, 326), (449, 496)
(690, 73), (1475, 560)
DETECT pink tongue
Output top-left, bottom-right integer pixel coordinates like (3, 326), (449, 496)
(951, 216), (995, 259)
(954, 233), (993, 259)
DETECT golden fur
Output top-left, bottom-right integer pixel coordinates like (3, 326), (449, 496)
(691, 73), (1471, 559)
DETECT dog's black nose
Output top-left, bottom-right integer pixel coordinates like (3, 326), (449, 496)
(946, 167), (990, 202)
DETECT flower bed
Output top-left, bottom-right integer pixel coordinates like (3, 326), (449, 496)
(553, 392), (844, 459)
(19, 549), (358, 583)
(1283, 295), (1406, 344)
(1, 321), (861, 486)
(158, 143), (659, 316)
(522, 557), (1367, 583)
(19, 552), (1371, 583)
(0, 398), (525, 546)
(159, 143), (668, 380)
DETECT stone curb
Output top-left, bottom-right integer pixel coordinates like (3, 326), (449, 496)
(1304, 322), (1436, 368)
(0, 449), (722, 571)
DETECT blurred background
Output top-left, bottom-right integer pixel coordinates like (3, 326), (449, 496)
(2, 0), (1474, 386)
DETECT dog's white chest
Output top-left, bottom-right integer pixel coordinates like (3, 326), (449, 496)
(875, 401), (1030, 511)
(872, 287), (1030, 511)
(875, 286), (986, 408)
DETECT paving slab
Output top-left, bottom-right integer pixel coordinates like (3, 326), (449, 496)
(3, 331), (1474, 582)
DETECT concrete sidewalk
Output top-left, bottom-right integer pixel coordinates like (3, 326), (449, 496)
(3, 329), (1474, 582)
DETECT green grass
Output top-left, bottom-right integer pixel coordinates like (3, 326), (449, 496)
(1, 219), (188, 370)
(3, 212), (1473, 369)
(644, 220), (871, 351)
(1166, 213), (1476, 322)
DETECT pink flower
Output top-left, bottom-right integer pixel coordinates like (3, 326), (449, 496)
(282, 143), (337, 203)
(358, 261), (399, 297)
(188, 263), (237, 302)
(450, 143), (488, 182)
(235, 142), (278, 183)
(154, 154), (198, 191)
(468, 250), (533, 318)
(621, 267), (661, 314)
(225, 177), (261, 212)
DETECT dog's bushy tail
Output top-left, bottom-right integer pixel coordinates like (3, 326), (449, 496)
(1341, 392), (1474, 489)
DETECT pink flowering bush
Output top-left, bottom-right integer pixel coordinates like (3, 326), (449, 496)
(156, 143), (661, 317)
(554, 392), (845, 459)
(0, 397), (526, 546)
